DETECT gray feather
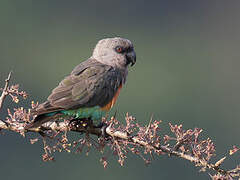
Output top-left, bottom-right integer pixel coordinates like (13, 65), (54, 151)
(26, 37), (136, 129)
(33, 58), (127, 116)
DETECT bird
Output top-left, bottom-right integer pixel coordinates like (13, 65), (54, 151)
(25, 37), (136, 130)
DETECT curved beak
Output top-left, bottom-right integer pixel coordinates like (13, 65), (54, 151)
(126, 51), (136, 66)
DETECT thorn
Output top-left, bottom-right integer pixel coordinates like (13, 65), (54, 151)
(7, 71), (12, 81)
(215, 156), (226, 167)
(145, 114), (153, 135)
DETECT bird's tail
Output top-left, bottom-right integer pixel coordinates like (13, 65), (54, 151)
(25, 101), (63, 130)
(25, 114), (54, 130)
(25, 114), (49, 130)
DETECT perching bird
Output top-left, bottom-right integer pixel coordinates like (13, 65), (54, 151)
(25, 37), (136, 129)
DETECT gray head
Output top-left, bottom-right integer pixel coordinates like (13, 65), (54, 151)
(92, 37), (136, 68)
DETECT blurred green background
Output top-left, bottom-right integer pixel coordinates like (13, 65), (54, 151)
(1, 0), (240, 179)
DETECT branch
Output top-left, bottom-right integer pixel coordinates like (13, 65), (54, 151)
(0, 73), (239, 180)
(0, 117), (237, 178)
(0, 71), (12, 109)
(105, 126), (230, 177)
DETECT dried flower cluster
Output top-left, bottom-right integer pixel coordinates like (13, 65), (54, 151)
(0, 72), (240, 180)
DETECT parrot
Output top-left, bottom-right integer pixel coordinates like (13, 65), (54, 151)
(25, 37), (136, 130)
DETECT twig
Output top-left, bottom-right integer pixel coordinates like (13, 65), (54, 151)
(0, 118), (231, 177)
(105, 126), (230, 176)
(0, 71), (12, 109)
(0, 72), (239, 179)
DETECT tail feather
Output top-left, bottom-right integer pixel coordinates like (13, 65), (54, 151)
(31, 101), (63, 116)
(25, 101), (64, 130)
(25, 114), (53, 129)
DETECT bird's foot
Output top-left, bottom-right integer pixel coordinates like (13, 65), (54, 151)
(68, 118), (91, 129)
(68, 119), (109, 138)
(94, 122), (109, 138)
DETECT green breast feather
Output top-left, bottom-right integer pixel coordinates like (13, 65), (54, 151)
(45, 106), (106, 122)
(61, 106), (106, 120)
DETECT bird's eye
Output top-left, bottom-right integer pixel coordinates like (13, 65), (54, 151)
(115, 46), (124, 53)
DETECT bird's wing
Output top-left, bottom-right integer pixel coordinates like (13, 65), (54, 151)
(33, 59), (124, 116)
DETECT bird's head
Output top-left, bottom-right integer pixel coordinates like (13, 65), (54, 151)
(92, 37), (136, 68)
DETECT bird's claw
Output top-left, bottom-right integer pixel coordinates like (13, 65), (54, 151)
(68, 118), (91, 129)
(94, 122), (109, 138)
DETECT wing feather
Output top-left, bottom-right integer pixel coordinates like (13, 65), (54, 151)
(33, 58), (126, 116)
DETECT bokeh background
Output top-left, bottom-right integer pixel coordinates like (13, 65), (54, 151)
(1, 0), (240, 179)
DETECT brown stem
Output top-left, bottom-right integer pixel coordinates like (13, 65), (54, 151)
(0, 118), (231, 177)
(0, 71), (12, 109)
(0, 72), (237, 179)
(105, 126), (229, 176)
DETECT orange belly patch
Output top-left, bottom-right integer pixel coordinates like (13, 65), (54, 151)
(101, 84), (123, 111)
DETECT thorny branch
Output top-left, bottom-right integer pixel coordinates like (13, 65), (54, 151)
(0, 72), (239, 180)
(0, 71), (12, 109)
